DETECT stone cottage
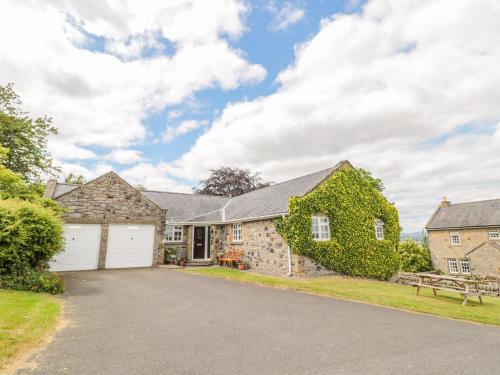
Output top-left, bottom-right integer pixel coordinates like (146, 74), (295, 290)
(45, 160), (397, 277)
(426, 198), (500, 277)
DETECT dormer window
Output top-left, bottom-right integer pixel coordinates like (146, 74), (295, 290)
(374, 219), (384, 240)
(312, 216), (330, 241)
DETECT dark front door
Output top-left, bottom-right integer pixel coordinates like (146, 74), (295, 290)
(193, 227), (206, 259)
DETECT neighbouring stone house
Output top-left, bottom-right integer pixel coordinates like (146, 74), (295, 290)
(45, 160), (398, 277)
(426, 198), (500, 277)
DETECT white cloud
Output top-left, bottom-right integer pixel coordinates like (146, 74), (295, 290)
(170, 0), (500, 231)
(119, 162), (192, 192)
(105, 149), (143, 164)
(268, 3), (305, 32)
(0, 0), (265, 155)
(162, 120), (208, 143)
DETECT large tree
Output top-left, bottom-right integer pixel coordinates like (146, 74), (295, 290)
(0, 83), (59, 181)
(193, 166), (270, 197)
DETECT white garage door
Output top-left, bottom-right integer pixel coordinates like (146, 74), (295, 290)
(50, 224), (101, 271)
(105, 224), (155, 268)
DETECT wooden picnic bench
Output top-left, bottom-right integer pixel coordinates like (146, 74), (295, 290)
(407, 273), (484, 306)
(219, 250), (242, 268)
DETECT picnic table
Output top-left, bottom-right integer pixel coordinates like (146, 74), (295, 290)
(408, 273), (484, 306)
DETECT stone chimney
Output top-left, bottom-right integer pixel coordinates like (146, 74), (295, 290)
(43, 178), (58, 199)
(440, 197), (451, 208)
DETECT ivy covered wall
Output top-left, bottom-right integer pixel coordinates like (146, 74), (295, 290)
(275, 167), (400, 280)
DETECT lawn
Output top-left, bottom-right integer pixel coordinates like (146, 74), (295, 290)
(0, 289), (61, 370)
(183, 268), (500, 326)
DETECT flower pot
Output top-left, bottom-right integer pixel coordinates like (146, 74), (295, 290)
(179, 260), (186, 267)
(238, 263), (247, 270)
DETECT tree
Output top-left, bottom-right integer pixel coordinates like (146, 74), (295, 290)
(357, 168), (384, 192)
(64, 173), (86, 185)
(193, 166), (269, 197)
(134, 184), (146, 191)
(0, 83), (59, 181)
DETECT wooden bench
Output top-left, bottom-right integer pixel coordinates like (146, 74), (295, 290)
(405, 273), (484, 306)
(219, 250), (242, 268)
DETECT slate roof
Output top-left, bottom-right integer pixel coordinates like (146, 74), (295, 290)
(141, 191), (229, 222)
(426, 199), (500, 229)
(222, 161), (348, 221)
(53, 184), (79, 198)
(49, 160), (351, 223)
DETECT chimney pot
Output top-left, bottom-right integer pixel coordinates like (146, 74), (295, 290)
(440, 197), (451, 208)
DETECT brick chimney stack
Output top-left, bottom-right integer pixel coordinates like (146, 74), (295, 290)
(440, 197), (451, 208)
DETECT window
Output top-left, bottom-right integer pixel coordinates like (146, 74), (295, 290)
(312, 216), (330, 241)
(488, 229), (499, 239)
(460, 258), (471, 274)
(448, 258), (459, 274)
(450, 232), (460, 245)
(232, 223), (242, 242)
(165, 225), (183, 242)
(374, 219), (384, 240)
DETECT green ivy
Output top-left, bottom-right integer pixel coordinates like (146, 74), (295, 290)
(275, 167), (400, 280)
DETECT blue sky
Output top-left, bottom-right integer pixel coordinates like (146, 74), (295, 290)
(131, 1), (364, 170)
(1, 0), (500, 231)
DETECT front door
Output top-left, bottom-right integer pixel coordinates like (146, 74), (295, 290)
(193, 226), (206, 259)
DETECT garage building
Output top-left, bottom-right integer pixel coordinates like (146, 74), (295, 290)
(44, 172), (166, 271)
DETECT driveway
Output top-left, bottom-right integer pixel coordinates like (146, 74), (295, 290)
(16, 268), (500, 375)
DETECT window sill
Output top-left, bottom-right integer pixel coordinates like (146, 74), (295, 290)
(313, 238), (330, 242)
(231, 241), (243, 245)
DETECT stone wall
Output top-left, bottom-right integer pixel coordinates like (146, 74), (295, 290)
(55, 172), (166, 268)
(428, 228), (500, 277)
(214, 219), (331, 277)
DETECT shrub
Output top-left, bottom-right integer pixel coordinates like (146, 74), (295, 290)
(275, 167), (400, 280)
(397, 239), (432, 273)
(0, 199), (64, 275)
(0, 270), (64, 294)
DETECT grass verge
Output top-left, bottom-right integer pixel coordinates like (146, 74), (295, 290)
(183, 267), (500, 326)
(0, 289), (61, 370)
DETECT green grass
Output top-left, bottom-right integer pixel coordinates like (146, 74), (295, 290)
(183, 268), (500, 326)
(0, 289), (61, 369)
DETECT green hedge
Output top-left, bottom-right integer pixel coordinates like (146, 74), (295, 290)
(0, 270), (64, 294)
(275, 168), (400, 280)
(0, 199), (64, 275)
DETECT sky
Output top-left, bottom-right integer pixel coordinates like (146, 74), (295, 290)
(1, 0), (500, 232)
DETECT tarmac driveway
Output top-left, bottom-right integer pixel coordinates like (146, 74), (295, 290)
(16, 268), (500, 375)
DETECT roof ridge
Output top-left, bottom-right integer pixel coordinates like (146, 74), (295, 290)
(229, 162), (345, 200)
(447, 198), (500, 207)
(142, 190), (229, 198)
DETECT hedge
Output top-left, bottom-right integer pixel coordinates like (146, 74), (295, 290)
(275, 167), (400, 280)
(0, 199), (64, 275)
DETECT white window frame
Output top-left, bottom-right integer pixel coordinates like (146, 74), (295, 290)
(448, 258), (459, 274)
(449, 231), (460, 246)
(460, 258), (471, 274)
(374, 219), (384, 240)
(312, 216), (330, 241)
(488, 229), (499, 239)
(232, 223), (242, 242)
(165, 225), (183, 242)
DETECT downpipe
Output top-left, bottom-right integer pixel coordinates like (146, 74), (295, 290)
(282, 213), (293, 277)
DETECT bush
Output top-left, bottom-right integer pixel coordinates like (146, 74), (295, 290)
(0, 199), (64, 274)
(0, 270), (64, 294)
(398, 239), (432, 273)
